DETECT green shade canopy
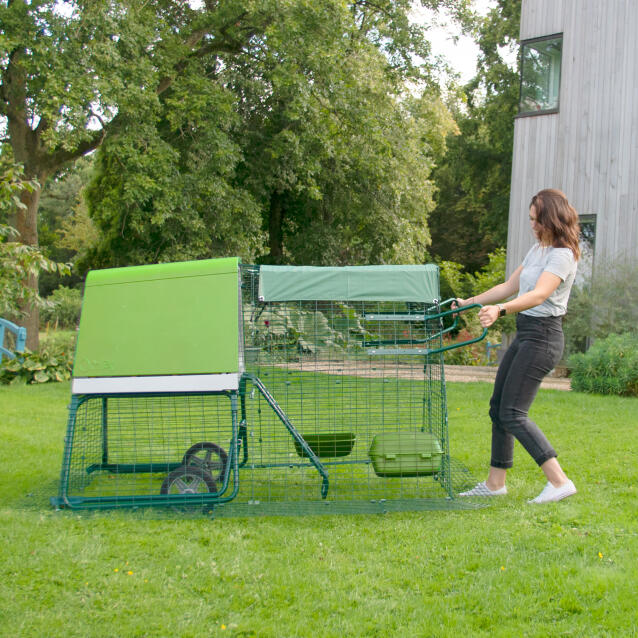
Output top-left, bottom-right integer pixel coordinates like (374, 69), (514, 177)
(258, 264), (440, 302)
(73, 257), (240, 380)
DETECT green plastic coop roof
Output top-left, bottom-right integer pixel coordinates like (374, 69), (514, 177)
(258, 264), (440, 302)
(72, 258), (240, 392)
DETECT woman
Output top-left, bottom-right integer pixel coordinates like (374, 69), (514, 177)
(457, 189), (580, 504)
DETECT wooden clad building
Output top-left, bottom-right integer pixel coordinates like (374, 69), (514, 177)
(507, 0), (638, 279)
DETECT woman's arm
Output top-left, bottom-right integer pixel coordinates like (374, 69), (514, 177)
(456, 265), (523, 307)
(478, 271), (562, 327)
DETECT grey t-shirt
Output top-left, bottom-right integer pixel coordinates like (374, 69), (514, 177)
(519, 243), (578, 317)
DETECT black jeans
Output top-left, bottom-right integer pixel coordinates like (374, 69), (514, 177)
(489, 314), (564, 469)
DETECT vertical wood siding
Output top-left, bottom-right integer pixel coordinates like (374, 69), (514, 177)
(507, 0), (638, 276)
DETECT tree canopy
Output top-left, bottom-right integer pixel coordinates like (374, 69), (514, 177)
(83, 0), (466, 268)
(428, 0), (521, 272)
(1, 0), (284, 345)
(1, 0), (481, 347)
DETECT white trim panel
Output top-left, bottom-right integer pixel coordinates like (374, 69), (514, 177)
(72, 373), (240, 394)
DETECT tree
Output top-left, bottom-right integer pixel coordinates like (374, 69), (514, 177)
(2, 0), (472, 346)
(85, 0), (467, 269)
(234, 0), (471, 265)
(37, 155), (96, 295)
(1, 162), (69, 318)
(83, 90), (264, 268)
(1, 0), (276, 348)
(429, 0), (521, 272)
(230, 2), (451, 265)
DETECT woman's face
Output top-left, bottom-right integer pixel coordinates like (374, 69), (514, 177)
(529, 205), (542, 240)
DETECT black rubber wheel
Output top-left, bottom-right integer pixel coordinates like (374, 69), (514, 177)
(182, 442), (228, 482)
(160, 465), (217, 496)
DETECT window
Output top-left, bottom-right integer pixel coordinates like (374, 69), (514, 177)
(518, 34), (563, 115)
(576, 214), (596, 287)
(574, 214), (597, 351)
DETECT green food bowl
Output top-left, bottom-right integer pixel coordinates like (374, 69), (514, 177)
(294, 432), (356, 458)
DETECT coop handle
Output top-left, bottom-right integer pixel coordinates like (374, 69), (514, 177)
(365, 299), (488, 356)
(422, 298), (480, 337)
(420, 299), (488, 357)
(428, 298), (481, 319)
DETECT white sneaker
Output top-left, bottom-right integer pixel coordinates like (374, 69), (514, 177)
(459, 481), (507, 497)
(528, 479), (577, 504)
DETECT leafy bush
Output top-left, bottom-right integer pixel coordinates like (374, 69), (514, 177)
(1, 224), (71, 318)
(247, 306), (354, 358)
(40, 286), (83, 329)
(0, 345), (73, 385)
(40, 329), (77, 353)
(440, 329), (495, 366)
(568, 332), (638, 396)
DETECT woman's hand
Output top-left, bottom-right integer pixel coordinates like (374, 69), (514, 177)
(478, 305), (500, 327)
(451, 297), (469, 309)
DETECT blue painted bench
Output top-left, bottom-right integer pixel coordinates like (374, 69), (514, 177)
(0, 318), (27, 362)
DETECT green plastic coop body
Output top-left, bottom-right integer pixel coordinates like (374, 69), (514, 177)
(54, 258), (482, 515)
(72, 257), (241, 393)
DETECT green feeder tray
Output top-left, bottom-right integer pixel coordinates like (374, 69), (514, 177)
(294, 433), (356, 458)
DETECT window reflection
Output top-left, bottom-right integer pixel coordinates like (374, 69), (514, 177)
(519, 35), (562, 114)
(576, 214), (596, 287)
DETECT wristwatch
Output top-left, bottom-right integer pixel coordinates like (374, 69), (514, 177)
(497, 303), (507, 317)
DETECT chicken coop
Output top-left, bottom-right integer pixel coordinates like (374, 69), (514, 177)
(52, 258), (485, 516)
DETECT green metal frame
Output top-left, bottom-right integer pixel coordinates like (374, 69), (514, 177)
(52, 391), (242, 509)
(239, 374), (330, 499)
(53, 374), (332, 509)
(53, 262), (487, 514)
(363, 299), (486, 352)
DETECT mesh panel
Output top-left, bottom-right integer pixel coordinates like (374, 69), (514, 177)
(54, 264), (477, 515)
(58, 394), (236, 509)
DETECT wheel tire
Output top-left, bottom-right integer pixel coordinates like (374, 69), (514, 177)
(160, 465), (217, 496)
(182, 442), (228, 482)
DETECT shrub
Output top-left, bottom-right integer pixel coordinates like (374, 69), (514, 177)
(40, 329), (77, 353)
(0, 345), (74, 385)
(440, 329), (496, 366)
(568, 332), (638, 396)
(40, 286), (83, 329)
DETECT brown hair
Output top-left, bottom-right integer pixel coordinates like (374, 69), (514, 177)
(530, 189), (580, 260)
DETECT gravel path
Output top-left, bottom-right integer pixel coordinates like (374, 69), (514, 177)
(271, 361), (571, 391)
(444, 365), (571, 391)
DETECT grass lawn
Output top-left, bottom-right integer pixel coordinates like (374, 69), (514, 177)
(1, 380), (637, 637)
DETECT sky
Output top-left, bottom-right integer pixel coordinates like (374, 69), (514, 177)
(412, 0), (498, 85)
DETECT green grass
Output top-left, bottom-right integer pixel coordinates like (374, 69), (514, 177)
(1, 381), (637, 637)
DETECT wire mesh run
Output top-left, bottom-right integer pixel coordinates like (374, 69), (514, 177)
(228, 266), (475, 516)
(56, 393), (238, 509)
(54, 264), (477, 515)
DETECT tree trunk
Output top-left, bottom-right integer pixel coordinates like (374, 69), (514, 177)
(268, 191), (285, 264)
(15, 184), (43, 351)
